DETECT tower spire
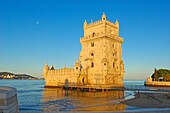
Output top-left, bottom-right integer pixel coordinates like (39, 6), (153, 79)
(115, 19), (119, 29)
(102, 12), (106, 21)
(84, 20), (87, 28)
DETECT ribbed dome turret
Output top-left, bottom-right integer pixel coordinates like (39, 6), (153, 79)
(44, 63), (49, 70)
(50, 65), (55, 70)
(102, 12), (106, 21)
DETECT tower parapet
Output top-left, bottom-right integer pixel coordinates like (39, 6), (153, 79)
(84, 20), (118, 29)
(84, 20), (103, 28)
(83, 13), (120, 43)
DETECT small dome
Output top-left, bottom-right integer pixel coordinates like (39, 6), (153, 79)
(44, 63), (49, 69)
(102, 12), (106, 21)
(84, 20), (87, 24)
(84, 20), (87, 28)
(50, 65), (55, 70)
(75, 59), (79, 64)
(115, 19), (119, 24)
(115, 19), (119, 28)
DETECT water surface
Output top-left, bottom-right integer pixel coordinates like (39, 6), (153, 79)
(0, 80), (145, 112)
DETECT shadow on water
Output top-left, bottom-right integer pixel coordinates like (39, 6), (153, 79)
(42, 88), (126, 112)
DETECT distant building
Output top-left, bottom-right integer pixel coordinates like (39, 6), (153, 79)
(43, 13), (124, 88)
(3, 74), (15, 79)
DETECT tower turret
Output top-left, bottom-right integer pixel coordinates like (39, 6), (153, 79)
(84, 20), (87, 29)
(115, 19), (119, 29)
(102, 12), (106, 21)
(74, 59), (81, 73)
(43, 63), (49, 76)
(50, 65), (55, 70)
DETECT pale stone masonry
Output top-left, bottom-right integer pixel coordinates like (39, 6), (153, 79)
(43, 13), (124, 88)
(145, 77), (170, 86)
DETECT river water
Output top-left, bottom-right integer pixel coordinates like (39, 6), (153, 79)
(0, 80), (145, 112)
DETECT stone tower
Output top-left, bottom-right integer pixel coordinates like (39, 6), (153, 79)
(80, 13), (124, 86)
(43, 63), (49, 77)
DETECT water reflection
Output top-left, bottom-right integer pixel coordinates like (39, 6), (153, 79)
(42, 88), (126, 112)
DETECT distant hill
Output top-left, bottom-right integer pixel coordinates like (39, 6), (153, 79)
(0, 72), (41, 80)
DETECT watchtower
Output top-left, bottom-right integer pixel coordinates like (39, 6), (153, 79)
(80, 13), (124, 86)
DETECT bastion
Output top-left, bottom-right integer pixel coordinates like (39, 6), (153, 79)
(43, 13), (125, 89)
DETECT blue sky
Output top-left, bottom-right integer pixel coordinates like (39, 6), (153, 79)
(0, 0), (170, 80)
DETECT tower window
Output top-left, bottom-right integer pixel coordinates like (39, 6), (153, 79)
(113, 63), (115, 68)
(91, 53), (94, 56)
(104, 63), (106, 66)
(91, 62), (94, 68)
(92, 32), (95, 37)
(91, 42), (94, 47)
(76, 67), (78, 70)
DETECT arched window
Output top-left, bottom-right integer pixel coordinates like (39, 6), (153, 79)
(91, 53), (94, 56)
(104, 63), (106, 66)
(91, 62), (94, 68)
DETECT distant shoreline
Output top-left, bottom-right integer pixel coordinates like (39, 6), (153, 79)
(0, 78), (44, 80)
(0, 71), (44, 80)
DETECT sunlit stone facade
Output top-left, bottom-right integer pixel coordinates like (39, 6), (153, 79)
(43, 13), (124, 88)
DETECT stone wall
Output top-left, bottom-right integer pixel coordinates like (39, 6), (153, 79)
(145, 77), (170, 86)
(145, 81), (170, 86)
(44, 67), (82, 87)
(0, 86), (18, 113)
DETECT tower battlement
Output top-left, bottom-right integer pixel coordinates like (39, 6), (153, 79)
(83, 13), (120, 39)
(84, 20), (103, 28)
(85, 20), (118, 29)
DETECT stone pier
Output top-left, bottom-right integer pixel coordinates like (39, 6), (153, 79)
(145, 77), (170, 87)
(0, 86), (18, 113)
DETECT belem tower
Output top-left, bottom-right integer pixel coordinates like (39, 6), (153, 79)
(43, 13), (124, 88)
